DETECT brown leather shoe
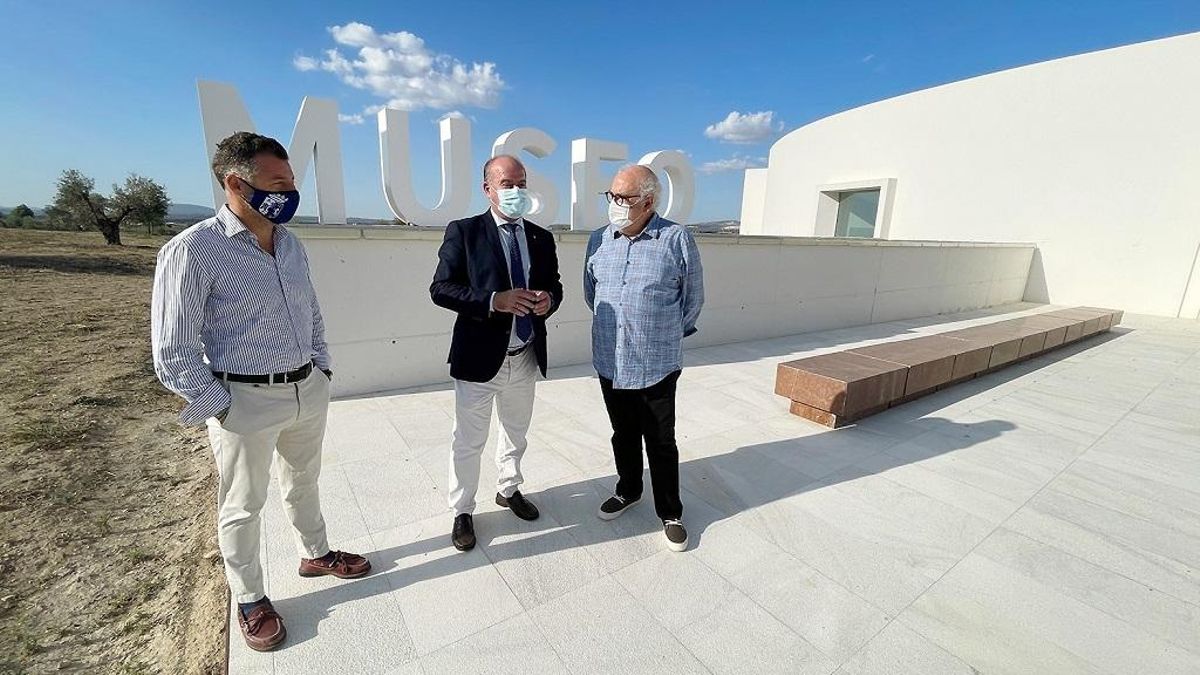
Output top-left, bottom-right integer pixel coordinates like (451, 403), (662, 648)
(239, 600), (286, 652)
(298, 550), (372, 579)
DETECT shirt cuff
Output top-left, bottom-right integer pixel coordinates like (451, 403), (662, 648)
(179, 379), (232, 426)
(490, 291), (498, 314)
(312, 354), (332, 370)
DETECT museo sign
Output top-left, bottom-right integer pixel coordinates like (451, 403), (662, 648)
(197, 81), (695, 229)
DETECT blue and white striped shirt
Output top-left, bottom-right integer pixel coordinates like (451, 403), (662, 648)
(583, 213), (704, 389)
(151, 206), (331, 425)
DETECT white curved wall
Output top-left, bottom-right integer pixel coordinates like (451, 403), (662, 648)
(294, 226), (1033, 397)
(742, 32), (1200, 318)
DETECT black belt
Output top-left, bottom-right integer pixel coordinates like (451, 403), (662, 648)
(214, 362), (313, 384)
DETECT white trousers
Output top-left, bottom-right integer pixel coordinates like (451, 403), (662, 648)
(205, 369), (332, 604)
(448, 349), (538, 515)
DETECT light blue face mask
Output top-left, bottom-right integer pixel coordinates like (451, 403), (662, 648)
(495, 187), (531, 219)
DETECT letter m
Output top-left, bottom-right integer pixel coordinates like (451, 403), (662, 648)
(197, 80), (347, 224)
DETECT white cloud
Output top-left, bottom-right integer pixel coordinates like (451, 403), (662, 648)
(295, 22), (505, 113)
(703, 111), (784, 144)
(293, 55), (320, 71)
(338, 113), (365, 125)
(861, 53), (875, 63)
(697, 155), (767, 174)
(438, 110), (467, 121)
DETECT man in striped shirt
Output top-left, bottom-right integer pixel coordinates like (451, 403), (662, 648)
(151, 132), (369, 652)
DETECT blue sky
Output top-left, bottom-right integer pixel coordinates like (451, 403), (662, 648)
(2, 0), (1198, 223)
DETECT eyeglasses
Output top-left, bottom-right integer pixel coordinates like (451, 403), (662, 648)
(602, 191), (645, 207)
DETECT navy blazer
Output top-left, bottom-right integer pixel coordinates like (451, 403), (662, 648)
(430, 210), (563, 382)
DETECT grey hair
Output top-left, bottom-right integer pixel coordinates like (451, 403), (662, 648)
(622, 164), (661, 207)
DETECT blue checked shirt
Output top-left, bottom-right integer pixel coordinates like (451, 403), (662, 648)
(151, 206), (331, 425)
(584, 213), (704, 389)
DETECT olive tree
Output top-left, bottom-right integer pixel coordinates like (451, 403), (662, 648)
(47, 170), (169, 245)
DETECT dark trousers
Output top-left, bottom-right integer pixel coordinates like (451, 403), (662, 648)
(598, 370), (683, 522)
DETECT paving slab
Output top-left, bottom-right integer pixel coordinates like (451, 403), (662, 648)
(224, 307), (1200, 674)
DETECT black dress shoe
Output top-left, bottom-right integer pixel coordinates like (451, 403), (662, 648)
(495, 491), (540, 521)
(451, 513), (475, 551)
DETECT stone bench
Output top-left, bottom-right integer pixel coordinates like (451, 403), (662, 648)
(774, 307), (1123, 427)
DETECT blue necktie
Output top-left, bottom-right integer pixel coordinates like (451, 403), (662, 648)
(504, 223), (534, 343)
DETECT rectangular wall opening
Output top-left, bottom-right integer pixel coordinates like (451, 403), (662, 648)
(814, 178), (896, 239)
(834, 189), (881, 238)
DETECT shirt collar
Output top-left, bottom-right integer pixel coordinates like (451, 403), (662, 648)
(217, 204), (285, 246)
(610, 212), (662, 240)
(490, 207), (523, 229)
(217, 205), (249, 238)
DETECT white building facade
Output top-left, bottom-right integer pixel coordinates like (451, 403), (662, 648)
(740, 32), (1200, 319)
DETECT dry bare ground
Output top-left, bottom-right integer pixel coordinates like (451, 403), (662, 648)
(0, 229), (225, 674)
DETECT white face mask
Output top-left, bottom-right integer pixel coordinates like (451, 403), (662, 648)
(608, 198), (645, 229)
(607, 201), (631, 229)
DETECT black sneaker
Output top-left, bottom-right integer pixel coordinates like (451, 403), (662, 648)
(663, 519), (688, 552)
(597, 494), (639, 521)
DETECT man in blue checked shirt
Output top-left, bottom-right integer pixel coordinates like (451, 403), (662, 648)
(584, 165), (704, 552)
(151, 132), (369, 652)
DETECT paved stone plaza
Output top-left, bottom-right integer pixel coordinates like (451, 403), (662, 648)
(228, 304), (1200, 674)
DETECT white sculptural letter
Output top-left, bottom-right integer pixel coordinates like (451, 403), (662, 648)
(199, 81), (698, 230)
(197, 80), (347, 224)
(638, 150), (694, 224)
(492, 128), (559, 224)
(571, 138), (628, 230)
(379, 109), (472, 226)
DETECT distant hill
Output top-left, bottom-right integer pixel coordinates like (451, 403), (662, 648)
(166, 208), (393, 226)
(2, 203), (218, 222)
(0, 205), (46, 216)
(690, 220), (740, 234)
(544, 220), (741, 234)
(166, 203), (215, 221)
(4, 203), (739, 233)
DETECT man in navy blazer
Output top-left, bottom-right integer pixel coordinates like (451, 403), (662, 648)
(430, 155), (563, 551)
